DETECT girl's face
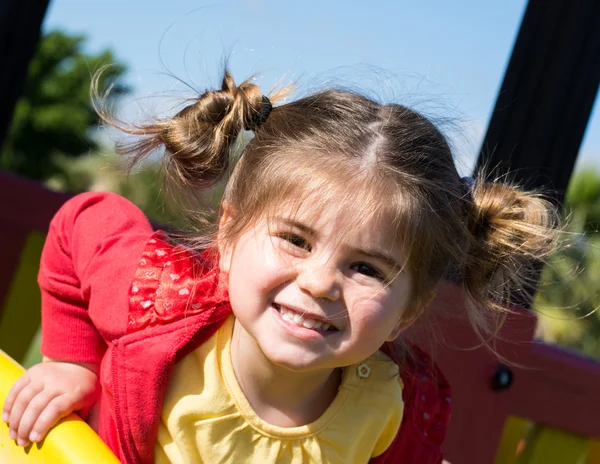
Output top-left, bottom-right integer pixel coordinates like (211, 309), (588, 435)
(219, 195), (413, 372)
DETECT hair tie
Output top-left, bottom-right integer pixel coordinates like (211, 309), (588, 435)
(461, 176), (475, 201)
(245, 96), (273, 131)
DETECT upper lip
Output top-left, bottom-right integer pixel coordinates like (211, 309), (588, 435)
(274, 302), (338, 328)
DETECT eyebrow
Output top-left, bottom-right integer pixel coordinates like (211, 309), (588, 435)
(277, 218), (317, 236)
(351, 247), (403, 271)
(276, 218), (402, 270)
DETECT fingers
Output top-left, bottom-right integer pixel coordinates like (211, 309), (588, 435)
(6, 380), (44, 446)
(3, 374), (31, 421)
(3, 362), (100, 447)
(28, 395), (76, 443)
(16, 390), (63, 445)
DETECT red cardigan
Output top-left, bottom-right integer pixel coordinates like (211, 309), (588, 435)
(39, 192), (451, 463)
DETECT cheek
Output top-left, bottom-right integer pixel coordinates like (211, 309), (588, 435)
(229, 239), (294, 292)
(343, 297), (402, 358)
(347, 290), (402, 331)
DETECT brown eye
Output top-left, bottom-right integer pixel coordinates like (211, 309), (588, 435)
(279, 233), (312, 251)
(351, 262), (385, 281)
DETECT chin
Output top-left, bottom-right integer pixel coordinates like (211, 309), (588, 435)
(259, 344), (330, 372)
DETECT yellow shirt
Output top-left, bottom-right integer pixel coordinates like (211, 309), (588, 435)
(155, 317), (403, 464)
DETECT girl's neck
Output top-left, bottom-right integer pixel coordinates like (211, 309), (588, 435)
(230, 319), (342, 428)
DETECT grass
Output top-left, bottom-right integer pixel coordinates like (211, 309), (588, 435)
(20, 327), (42, 368)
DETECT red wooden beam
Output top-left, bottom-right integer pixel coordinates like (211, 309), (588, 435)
(0, 170), (69, 319)
(510, 342), (600, 438)
(0, 170), (70, 233)
(408, 282), (537, 463)
(417, 282), (600, 463)
(0, 221), (27, 320)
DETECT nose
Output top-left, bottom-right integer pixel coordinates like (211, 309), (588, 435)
(296, 261), (341, 301)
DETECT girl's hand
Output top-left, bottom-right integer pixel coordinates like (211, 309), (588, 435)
(2, 359), (100, 447)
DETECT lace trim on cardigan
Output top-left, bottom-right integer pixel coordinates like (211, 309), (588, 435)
(128, 231), (227, 332)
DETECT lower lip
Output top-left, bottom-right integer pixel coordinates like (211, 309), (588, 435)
(271, 305), (334, 341)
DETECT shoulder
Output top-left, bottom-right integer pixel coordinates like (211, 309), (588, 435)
(344, 351), (404, 458)
(49, 191), (152, 246)
(54, 191), (147, 220)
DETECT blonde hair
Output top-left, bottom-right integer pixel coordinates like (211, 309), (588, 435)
(94, 69), (560, 350)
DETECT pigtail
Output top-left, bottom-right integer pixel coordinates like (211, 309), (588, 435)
(461, 177), (561, 336)
(91, 68), (266, 190)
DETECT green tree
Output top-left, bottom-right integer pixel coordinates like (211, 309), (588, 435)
(564, 168), (600, 234)
(534, 167), (600, 358)
(48, 151), (189, 228)
(0, 30), (129, 180)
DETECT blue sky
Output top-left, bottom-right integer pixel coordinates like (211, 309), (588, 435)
(43, 0), (600, 176)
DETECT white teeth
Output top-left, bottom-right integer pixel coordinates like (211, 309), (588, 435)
(302, 319), (315, 329)
(276, 305), (332, 332)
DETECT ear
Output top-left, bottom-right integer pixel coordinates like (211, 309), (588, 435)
(217, 202), (234, 274)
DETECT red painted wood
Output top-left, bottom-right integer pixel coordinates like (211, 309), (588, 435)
(412, 282), (600, 464)
(0, 220), (27, 320)
(0, 170), (69, 324)
(405, 282), (532, 463)
(509, 343), (600, 438)
(0, 170), (71, 233)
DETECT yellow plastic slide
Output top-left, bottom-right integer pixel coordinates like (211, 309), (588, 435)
(0, 350), (119, 463)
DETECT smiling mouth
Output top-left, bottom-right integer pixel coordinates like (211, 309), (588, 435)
(273, 304), (338, 332)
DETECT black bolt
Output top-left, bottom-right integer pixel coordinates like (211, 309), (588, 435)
(490, 365), (513, 391)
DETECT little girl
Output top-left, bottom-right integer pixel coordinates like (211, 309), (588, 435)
(3, 70), (557, 463)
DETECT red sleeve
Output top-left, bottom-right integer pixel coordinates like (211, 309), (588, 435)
(39, 192), (153, 364)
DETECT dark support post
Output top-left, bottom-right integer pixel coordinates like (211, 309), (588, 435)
(0, 0), (50, 149)
(476, 0), (600, 204)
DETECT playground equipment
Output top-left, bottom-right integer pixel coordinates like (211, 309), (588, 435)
(0, 347), (119, 463)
